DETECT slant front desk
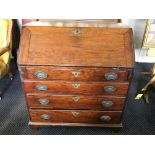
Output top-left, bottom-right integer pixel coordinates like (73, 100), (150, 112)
(18, 20), (134, 130)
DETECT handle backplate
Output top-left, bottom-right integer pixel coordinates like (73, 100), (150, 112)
(35, 72), (48, 79)
(40, 114), (51, 120)
(38, 99), (49, 105)
(104, 73), (118, 80)
(104, 86), (117, 93)
(100, 115), (111, 122)
(102, 101), (114, 107)
(36, 85), (48, 91)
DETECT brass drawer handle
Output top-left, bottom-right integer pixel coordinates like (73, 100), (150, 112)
(35, 72), (48, 79)
(72, 71), (80, 77)
(72, 83), (80, 89)
(102, 101), (114, 107)
(40, 114), (51, 120)
(38, 99), (49, 105)
(36, 85), (48, 91)
(104, 86), (117, 93)
(72, 96), (80, 102)
(100, 115), (111, 122)
(72, 29), (81, 35)
(104, 73), (118, 80)
(72, 112), (79, 117)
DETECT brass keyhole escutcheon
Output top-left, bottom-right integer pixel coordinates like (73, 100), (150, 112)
(72, 112), (79, 117)
(72, 96), (80, 102)
(72, 29), (81, 35)
(72, 83), (80, 89)
(72, 71), (80, 77)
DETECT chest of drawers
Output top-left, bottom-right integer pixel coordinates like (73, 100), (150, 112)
(18, 23), (134, 129)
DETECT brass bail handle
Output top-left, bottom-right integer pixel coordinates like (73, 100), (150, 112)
(40, 114), (51, 120)
(35, 71), (48, 79)
(104, 86), (117, 93)
(100, 115), (111, 122)
(104, 73), (118, 80)
(36, 85), (48, 91)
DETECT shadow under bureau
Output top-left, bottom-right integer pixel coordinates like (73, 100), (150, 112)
(18, 23), (134, 129)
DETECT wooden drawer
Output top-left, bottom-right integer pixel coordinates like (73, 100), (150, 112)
(30, 109), (122, 124)
(23, 81), (129, 95)
(26, 94), (125, 110)
(21, 67), (130, 82)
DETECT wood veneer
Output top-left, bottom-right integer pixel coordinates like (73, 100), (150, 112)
(18, 22), (134, 129)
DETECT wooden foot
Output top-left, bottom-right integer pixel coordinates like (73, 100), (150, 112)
(29, 125), (42, 130)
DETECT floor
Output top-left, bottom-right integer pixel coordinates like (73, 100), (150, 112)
(0, 62), (155, 135)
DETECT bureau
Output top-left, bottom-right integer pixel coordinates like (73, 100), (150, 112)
(18, 22), (134, 130)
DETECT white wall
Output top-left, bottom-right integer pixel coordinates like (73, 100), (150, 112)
(122, 19), (155, 63)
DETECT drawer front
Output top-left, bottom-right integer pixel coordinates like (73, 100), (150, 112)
(22, 67), (129, 82)
(24, 81), (129, 95)
(26, 95), (125, 110)
(30, 110), (122, 124)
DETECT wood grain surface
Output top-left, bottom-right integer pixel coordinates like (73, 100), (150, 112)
(21, 66), (131, 82)
(18, 26), (134, 68)
(18, 23), (134, 128)
(26, 94), (126, 110)
(30, 109), (122, 124)
(23, 81), (129, 95)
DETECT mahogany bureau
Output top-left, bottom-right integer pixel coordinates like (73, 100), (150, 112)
(18, 21), (134, 129)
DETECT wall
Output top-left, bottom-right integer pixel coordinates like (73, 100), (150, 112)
(123, 19), (155, 63)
